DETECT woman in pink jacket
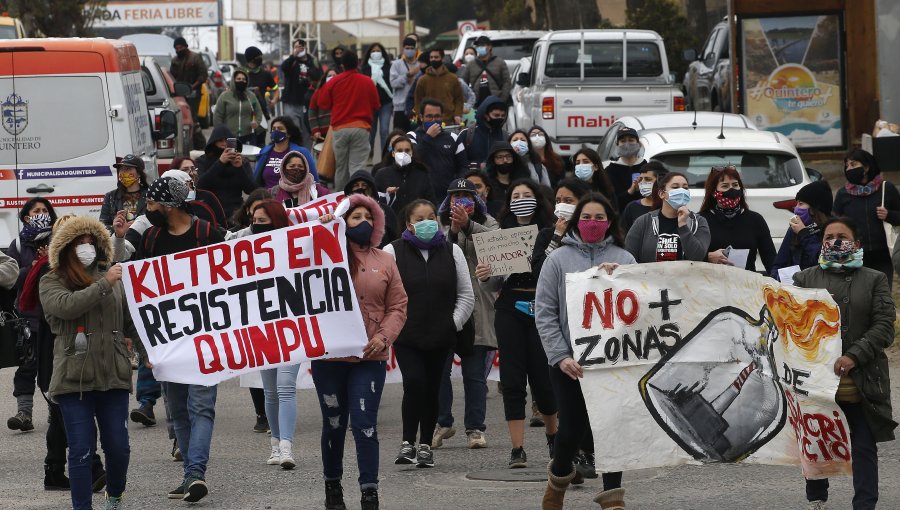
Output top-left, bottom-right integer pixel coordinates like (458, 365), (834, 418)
(315, 193), (408, 510)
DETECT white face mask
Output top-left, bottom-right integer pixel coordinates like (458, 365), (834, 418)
(394, 152), (412, 167)
(75, 244), (96, 267)
(186, 190), (197, 201)
(530, 135), (546, 149)
(370, 51), (383, 61)
(554, 202), (576, 221)
(638, 181), (654, 197)
(464, 54), (476, 63)
(297, 50), (306, 58)
(325, 75), (334, 82)
(511, 140), (529, 156)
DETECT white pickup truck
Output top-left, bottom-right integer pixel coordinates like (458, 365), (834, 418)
(515, 30), (685, 156)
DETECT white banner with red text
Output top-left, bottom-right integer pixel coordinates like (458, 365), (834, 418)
(564, 262), (850, 479)
(122, 218), (368, 385)
(285, 191), (348, 225)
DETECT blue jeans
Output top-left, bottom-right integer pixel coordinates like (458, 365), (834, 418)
(311, 360), (385, 489)
(56, 390), (130, 510)
(163, 382), (217, 481)
(368, 102), (393, 151)
(135, 363), (161, 406)
(437, 346), (490, 432)
(260, 364), (302, 442)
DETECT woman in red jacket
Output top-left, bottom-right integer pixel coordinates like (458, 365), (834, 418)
(315, 194), (408, 510)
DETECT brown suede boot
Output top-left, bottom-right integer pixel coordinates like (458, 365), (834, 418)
(542, 461), (576, 510)
(594, 488), (625, 509)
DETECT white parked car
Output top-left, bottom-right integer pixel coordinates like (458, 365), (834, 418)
(598, 114), (823, 249)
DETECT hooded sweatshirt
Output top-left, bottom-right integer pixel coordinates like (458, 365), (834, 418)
(212, 71), (264, 138)
(413, 64), (463, 122)
(535, 235), (635, 367)
(465, 96), (508, 165)
(197, 126), (257, 218)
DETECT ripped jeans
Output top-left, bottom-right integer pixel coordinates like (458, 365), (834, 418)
(310, 360), (386, 489)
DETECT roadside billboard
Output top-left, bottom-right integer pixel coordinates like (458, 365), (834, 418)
(740, 14), (845, 149)
(89, 0), (222, 28)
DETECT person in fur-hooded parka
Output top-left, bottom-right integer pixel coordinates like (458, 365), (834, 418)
(39, 215), (138, 509)
(41, 216), (139, 399)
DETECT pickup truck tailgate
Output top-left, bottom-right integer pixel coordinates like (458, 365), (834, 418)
(553, 86), (673, 140)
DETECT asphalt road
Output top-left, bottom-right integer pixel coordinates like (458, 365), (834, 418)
(1, 368), (899, 509)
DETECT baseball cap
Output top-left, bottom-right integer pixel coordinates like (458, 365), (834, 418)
(114, 154), (145, 172)
(616, 127), (639, 142)
(447, 178), (477, 195)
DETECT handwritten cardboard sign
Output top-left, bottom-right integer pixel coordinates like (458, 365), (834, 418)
(472, 225), (539, 277)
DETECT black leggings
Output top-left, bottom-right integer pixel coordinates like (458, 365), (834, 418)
(495, 307), (557, 420)
(548, 365), (621, 489)
(394, 343), (450, 444)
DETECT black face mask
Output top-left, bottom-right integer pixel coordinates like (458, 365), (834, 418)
(234, 81), (248, 93)
(845, 166), (866, 185)
(252, 56), (263, 67)
(721, 188), (743, 200)
(146, 210), (168, 229)
(494, 163), (513, 175)
(176, 49), (188, 58)
(251, 223), (276, 235)
(430, 60), (443, 69)
(488, 117), (506, 130)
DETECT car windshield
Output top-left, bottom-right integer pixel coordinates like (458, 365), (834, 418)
(486, 38), (539, 61)
(652, 151), (805, 189)
(545, 41), (662, 78)
(0, 25), (17, 39)
(155, 55), (172, 70)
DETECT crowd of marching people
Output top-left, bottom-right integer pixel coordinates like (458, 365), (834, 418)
(1, 34), (898, 510)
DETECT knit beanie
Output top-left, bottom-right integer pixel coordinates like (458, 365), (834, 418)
(795, 180), (833, 216)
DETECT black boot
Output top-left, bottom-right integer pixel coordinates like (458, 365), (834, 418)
(361, 488), (379, 510)
(325, 480), (346, 510)
(43, 464), (70, 491)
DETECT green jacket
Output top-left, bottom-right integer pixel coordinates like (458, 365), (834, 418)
(213, 73), (264, 138)
(794, 265), (898, 442)
(40, 216), (139, 400)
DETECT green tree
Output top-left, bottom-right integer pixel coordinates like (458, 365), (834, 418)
(626, 0), (698, 80)
(0, 0), (106, 37)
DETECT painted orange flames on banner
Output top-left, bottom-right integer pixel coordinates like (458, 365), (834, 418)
(763, 286), (840, 361)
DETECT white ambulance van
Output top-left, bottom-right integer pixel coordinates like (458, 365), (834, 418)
(0, 38), (158, 248)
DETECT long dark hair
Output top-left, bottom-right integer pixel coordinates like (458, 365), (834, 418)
(485, 146), (530, 183)
(564, 193), (625, 247)
(844, 148), (880, 178)
(651, 171), (689, 210)
(699, 165), (750, 213)
(529, 125), (563, 177)
(232, 188), (271, 228)
(573, 147), (616, 207)
(508, 129), (543, 174)
(555, 178), (592, 202)
(498, 178), (554, 228)
(363, 42), (391, 68)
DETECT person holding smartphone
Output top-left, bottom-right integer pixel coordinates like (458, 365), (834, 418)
(197, 134), (257, 221)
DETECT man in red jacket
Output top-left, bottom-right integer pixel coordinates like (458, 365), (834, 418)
(316, 51), (380, 189)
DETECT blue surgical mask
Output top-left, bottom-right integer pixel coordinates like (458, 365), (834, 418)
(575, 163), (594, 181)
(511, 140), (528, 156)
(476, 46), (488, 57)
(412, 219), (439, 241)
(423, 120), (440, 131)
(404, 49), (415, 59)
(665, 188), (691, 209)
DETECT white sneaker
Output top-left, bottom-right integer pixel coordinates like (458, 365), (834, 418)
(431, 426), (456, 448)
(467, 430), (487, 449)
(279, 439), (295, 470)
(267, 437), (281, 465)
